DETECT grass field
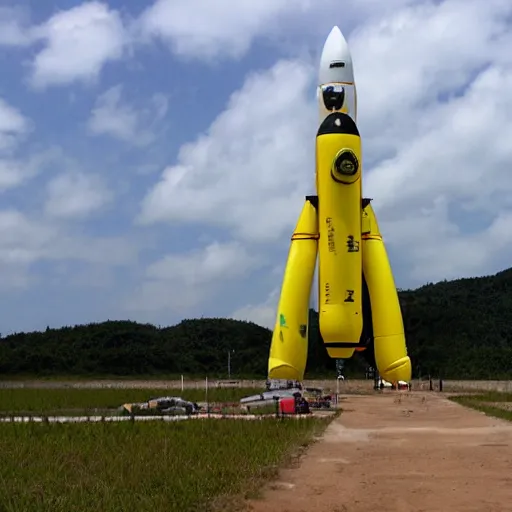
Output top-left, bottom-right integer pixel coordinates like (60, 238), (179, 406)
(450, 391), (512, 422)
(0, 416), (331, 512)
(0, 386), (336, 510)
(0, 387), (261, 415)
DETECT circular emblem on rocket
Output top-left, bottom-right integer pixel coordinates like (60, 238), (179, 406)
(332, 149), (359, 181)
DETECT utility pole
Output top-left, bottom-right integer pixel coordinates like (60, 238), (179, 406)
(228, 349), (235, 379)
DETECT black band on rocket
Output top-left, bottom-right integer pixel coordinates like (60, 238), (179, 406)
(305, 195), (319, 209)
(322, 85), (345, 111)
(324, 342), (364, 348)
(317, 112), (359, 136)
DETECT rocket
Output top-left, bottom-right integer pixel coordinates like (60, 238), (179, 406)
(267, 26), (412, 384)
(316, 25), (363, 356)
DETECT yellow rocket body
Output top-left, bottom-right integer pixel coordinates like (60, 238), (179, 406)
(316, 112), (363, 358)
(266, 26), (411, 386)
(268, 197), (318, 381)
(362, 202), (411, 382)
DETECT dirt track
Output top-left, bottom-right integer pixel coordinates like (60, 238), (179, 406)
(246, 392), (512, 512)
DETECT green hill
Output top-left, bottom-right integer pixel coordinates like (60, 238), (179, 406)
(0, 268), (511, 379)
(399, 267), (512, 379)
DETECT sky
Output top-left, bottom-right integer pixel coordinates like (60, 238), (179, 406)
(0, 0), (512, 334)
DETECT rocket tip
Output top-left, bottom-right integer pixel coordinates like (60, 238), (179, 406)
(325, 25), (346, 45)
(319, 25), (353, 86)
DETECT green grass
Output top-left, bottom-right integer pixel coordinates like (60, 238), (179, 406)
(0, 417), (331, 512)
(0, 374), (268, 381)
(450, 392), (512, 422)
(464, 391), (512, 402)
(0, 388), (262, 414)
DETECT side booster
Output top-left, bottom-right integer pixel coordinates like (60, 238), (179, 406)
(316, 112), (363, 359)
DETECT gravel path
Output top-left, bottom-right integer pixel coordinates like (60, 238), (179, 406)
(246, 392), (512, 512)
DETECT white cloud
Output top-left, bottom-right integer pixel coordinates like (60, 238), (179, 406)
(30, 2), (126, 88)
(0, 209), (137, 291)
(0, 159), (36, 191)
(136, 0), (422, 61)
(138, 0), (302, 59)
(231, 264), (317, 329)
(231, 287), (279, 329)
(0, 147), (62, 193)
(0, 6), (34, 47)
(0, 0), (443, 91)
(88, 85), (168, 146)
(0, 209), (136, 266)
(0, 97), (49, 193)
(0, 98), (30, 152)
(354, 0), (512, 283)
(128, 241), (262, 312)
(53, 235), (137, 266)
(137, 0), (512, 321)
(351, 0), (512, 162)
(138, 59), (316, 243)
(44, 171), (112, 219)
(367, 66), (512, 213)
(0, 210), (55, 265)
(147, 241), (256, 283)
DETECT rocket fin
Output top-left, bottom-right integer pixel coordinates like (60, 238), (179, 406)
(268, 196), (319, 381)
(361, 200), (411, 382)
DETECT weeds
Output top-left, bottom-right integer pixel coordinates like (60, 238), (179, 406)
(0, 417), (329, 512)
(0, 387), (337, 510)
(450, 392), (512, 422)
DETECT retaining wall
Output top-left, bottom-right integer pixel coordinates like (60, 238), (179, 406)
(0, 378), (511, 392)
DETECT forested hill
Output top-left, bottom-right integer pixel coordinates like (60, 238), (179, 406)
(0, 268), (512, 379)
(398, 267), (512, 379)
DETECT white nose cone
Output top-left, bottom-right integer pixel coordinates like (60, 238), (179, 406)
(318, 26), (354, 86)
(317, 26), (357, 124)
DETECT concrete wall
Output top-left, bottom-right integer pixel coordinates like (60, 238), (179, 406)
(213, 379), (512, 393)
(439, 380), (512, 392)
(0, 378), (511, 392)
(163, 378), (512, 394)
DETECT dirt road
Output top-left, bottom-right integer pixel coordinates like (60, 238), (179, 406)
(246, 392), (512, 512)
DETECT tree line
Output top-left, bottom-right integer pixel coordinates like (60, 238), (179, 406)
(0, 267), (511, 379)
